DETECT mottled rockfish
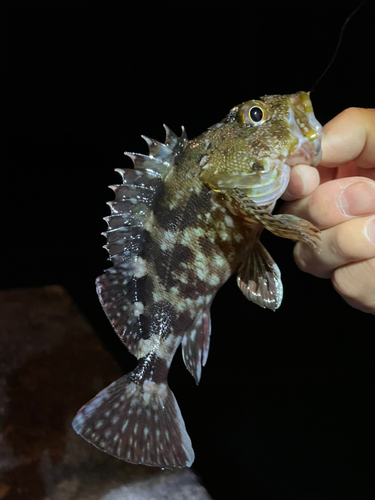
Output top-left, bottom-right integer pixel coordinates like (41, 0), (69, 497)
(73, 91), (322, 469)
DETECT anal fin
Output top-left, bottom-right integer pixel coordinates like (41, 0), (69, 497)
(182, 309), (211, 384)
(237, 241), (283, 311)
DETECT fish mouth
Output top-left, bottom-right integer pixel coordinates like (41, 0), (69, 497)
(286, 92), (323, 168)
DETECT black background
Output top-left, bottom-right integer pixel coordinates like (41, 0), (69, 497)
(4, 2), (375, 499)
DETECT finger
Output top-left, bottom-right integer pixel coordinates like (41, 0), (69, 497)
(315, 164), (336, 184)
(320, 108), (375, 169)
(293, 216), (375, 278)
(332, 258), (375, 315)
(317, 161), (375, 184)
(281, 165), (320, 201)
(280, 177), (375, 230)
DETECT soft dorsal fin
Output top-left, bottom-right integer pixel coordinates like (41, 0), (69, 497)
(96, 126), (188, 358)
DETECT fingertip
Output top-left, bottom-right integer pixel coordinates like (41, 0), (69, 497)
(320, 108), (375, 169)
(281, 165), (320, 201)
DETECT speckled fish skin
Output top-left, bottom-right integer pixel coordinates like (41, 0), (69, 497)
(72, 91), (322, 469)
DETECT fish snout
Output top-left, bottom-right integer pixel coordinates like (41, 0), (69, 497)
(288, 93), (323, 167)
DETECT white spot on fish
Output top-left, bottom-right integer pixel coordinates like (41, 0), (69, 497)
(133, 301), (144, 316)
(199, 155), (208, 166)
(205, 294), (213, 304)
(133, 257), (146, 278)
(193, 227), (204, 237)
(224, 215), (234, 227)
(208, 274), (220, 286)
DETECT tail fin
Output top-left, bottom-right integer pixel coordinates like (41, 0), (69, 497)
(72, 375), (194, 469)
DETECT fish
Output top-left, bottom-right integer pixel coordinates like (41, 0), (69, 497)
(72, 91), (322, 469)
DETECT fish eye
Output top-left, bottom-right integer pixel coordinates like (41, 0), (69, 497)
(238, 100), (270, 127)
(249, 106), (263, 123)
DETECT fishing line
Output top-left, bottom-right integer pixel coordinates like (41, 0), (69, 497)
(310, 0), (366, 91)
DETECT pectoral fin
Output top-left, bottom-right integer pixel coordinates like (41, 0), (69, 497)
(259, 212), (320, 249)
(229, 188), (321, 250)
(237, 241), (283, 311)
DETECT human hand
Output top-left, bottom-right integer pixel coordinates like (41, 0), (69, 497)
(281, 107), (375, 314)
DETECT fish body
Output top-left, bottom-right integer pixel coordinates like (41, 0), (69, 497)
(73, 92), (322, 468)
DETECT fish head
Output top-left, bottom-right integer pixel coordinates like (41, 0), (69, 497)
(199, 91), (322, 207)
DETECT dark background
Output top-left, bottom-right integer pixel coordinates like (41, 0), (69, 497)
(4, 2), (375, 499)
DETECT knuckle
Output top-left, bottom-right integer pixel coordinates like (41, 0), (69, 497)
(331, 223), (351, 259)
(308, 188), (331, 226)
(293, 242), (332, 278)
(340, 107), (362, 121)
(343, 106), (361, 114)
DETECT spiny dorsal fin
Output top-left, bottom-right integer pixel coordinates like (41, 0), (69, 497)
(97, 126), (187, 358)
(163, 124), (179, 148)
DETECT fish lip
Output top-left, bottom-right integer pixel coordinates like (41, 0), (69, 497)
(286, 98), (323, 168)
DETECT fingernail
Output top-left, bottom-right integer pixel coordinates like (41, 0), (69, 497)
(338, 182), (375, 217)
(365, 217), (375, 244)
